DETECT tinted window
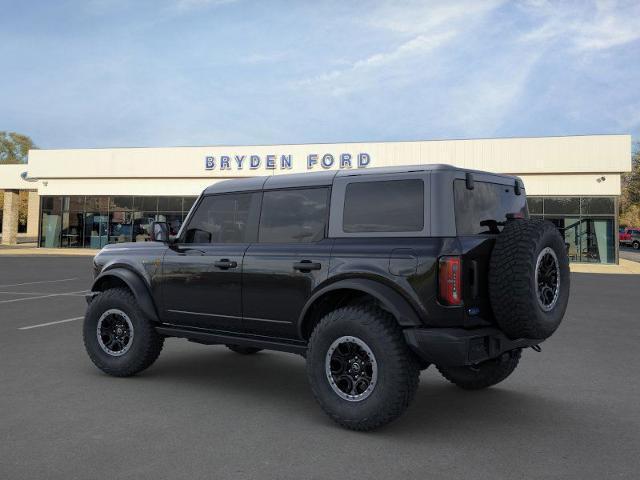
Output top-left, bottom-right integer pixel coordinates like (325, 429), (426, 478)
(544, 197), (580, 215)
(343, 179), (424, 233)
(454, 180), (528, 235)
(527, 196), (543, 214)
(259, 188), (329, 243)
(184, 193), (259, 244)
(580, 197), (614, 215)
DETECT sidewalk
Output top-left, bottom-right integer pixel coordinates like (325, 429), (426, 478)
(0, 246), (99, 256)
(570, 258), (640, 275)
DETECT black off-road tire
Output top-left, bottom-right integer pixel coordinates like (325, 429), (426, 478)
(633, 241), (640, 250)
(489, 219), (570, 340)
(226, 344), (262, 355)
(306, 305), (420, 431)
(436, 349), (522, 390)
(83, 287), (164, 377)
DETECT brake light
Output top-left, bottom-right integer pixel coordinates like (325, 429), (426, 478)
(438, 256), (462, 306)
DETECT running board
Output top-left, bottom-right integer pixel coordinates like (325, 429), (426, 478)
(155, 325), (308, 355)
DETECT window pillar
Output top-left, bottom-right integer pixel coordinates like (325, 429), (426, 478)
(27, 190), (40, 239)
(1, 189), (20, 245)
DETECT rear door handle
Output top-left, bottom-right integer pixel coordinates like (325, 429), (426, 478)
(214, 259), (238, 269)
(293, 260), (321, 272)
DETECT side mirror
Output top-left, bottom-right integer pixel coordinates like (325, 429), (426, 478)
(151, 222), (169, 242)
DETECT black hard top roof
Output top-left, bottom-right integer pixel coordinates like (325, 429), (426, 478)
(202, 164), (517, 194)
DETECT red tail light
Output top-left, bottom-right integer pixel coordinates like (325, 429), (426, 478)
(438, 256), (462, 306)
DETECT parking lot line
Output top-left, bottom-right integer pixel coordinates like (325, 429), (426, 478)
(0, 290), (88, 304)
(0, 290), (87, 296)
(0, 278), (79, 288)
(19, 316), (84, 330)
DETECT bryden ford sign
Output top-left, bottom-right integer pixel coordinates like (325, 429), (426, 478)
(205, 152), (371, 171)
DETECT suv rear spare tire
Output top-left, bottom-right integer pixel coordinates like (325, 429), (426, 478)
(489, 219), (570, 340)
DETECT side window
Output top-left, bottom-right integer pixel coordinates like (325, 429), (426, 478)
(183, 193), (260, 244)
(259, 188), (329, 243)
(343, 179), (424, 233)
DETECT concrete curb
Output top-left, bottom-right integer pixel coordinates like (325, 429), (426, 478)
(0, 247), (99, 256)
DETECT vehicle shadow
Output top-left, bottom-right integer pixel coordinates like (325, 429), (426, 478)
(125, 343), (596, 437)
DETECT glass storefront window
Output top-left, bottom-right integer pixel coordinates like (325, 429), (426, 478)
(40, 197), (63, 248)
(108, 211), (133, 244)
(39, 194), (616, 264)
(134, 196), (158, 211)
(61, 197), (84, 247)
(544, 197), (580, 215)
(109, 196), (134, 211)
(527, 197), (543, 215)
(581, 197), (614, 215)
(158, 197), (183, 212)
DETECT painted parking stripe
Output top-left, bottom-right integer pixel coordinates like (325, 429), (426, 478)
(0, 290), (88, 296)
(0, 278), (78, 288)
(19, 316), (84, 330)
(0, 290), (88, 304)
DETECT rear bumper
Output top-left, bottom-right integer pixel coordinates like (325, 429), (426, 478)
(403, 327), (541, 367)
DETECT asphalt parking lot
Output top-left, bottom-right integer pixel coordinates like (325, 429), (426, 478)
(1, 256), (639, 479)
(620, 245), (640, 263)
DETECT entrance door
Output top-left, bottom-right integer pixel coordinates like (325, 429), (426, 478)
(160, 192), (261, 331)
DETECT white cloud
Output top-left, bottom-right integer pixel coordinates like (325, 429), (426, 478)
(297, 0), (505, 96)
(239, 51), (289, 65)
(172, 0), (238, 11)
(519, 0), (640, 51)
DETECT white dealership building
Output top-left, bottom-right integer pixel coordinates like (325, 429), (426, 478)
(0, 134), (632, 263)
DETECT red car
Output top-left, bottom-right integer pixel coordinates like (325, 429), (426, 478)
(620, 227), (640, 249)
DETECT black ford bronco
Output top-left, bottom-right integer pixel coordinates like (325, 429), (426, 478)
(83, 165), (570, 430)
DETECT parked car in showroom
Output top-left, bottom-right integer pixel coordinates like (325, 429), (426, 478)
(83, 165), (570, 431)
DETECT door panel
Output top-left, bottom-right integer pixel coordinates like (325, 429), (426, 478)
(159, 191), (261, 331)
(242, 186), (331, 339)
(161, 244), (248, 331)
(242, 240), (333, 338)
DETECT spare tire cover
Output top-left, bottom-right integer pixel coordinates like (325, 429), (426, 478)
(489, 218), (570, 340)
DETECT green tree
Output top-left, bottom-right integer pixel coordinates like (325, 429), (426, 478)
(620, 142), (640, 227)
(0, 131), (36, 164)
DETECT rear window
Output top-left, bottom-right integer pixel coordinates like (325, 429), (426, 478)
(454, 180), (528, 235)
(343, 179), (424, 233)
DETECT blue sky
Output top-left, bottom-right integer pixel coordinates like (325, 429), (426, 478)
(1, 0), (639, 149)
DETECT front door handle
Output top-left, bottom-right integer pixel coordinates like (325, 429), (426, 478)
(214, 259), (238, 269)
(293, 260), (322, 272)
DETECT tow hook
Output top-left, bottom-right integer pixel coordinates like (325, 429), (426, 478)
(530, 344), (542, 352)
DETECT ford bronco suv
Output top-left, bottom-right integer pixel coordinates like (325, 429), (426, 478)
(83, 165), (570, 431)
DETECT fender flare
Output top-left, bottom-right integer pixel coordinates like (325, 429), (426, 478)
(297, 278), (423, 338)
(91, 268), (160, 323)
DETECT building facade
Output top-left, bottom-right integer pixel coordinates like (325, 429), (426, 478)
(0, 134), (631, 263)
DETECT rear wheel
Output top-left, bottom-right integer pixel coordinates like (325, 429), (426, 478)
(306, 304), (420, 431)
(437, 349), (521, 390)
(83, 288), (164, 377)
(633, 241), (640, 250)
(226, 344), (262, 355)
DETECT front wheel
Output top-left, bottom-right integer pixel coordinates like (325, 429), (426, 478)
(436, 349), (521, 390)
(306, 305), (420, 431)
(83, 288), (164, 377)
